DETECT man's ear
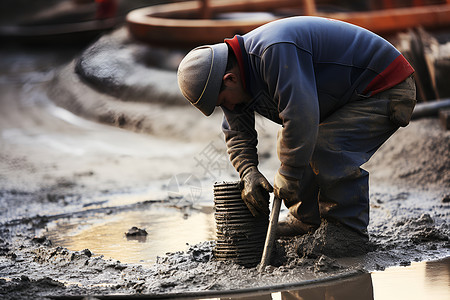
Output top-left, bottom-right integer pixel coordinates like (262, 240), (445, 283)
(222, 72), (238, 86)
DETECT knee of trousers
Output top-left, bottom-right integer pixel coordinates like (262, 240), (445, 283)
(312, 153), (370, 187)
(312, 135), (372, 186)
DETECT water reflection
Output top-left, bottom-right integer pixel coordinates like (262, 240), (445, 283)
(280, 273), (373, 300)
(212, 258), (449, 300)
(44, 205), (216, 265)
(425, 256), (450, 291)
(214, 273), (373, 300)
(371, 257), (450, 300)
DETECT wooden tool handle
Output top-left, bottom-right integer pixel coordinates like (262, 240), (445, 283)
(258, 196), (282, 272)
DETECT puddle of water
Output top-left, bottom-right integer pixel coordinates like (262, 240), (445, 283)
(371, 257), (450, 300)
(198, 258), (449, 300)
(44, 205), (216, 265)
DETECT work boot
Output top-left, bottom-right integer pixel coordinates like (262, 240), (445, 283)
(276, 213), (319, 238)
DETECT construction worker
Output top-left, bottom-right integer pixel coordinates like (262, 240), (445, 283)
(177, 17), (416, 243)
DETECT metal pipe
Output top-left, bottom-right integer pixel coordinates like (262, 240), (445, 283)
(411, 98), (450, 119)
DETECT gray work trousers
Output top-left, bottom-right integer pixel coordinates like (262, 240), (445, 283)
(286, 76), (416, 236)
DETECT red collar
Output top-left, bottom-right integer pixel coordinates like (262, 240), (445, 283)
(224, 36), (246, 89)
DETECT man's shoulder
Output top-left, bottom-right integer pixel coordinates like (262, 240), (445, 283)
(243, 16), (338, 56)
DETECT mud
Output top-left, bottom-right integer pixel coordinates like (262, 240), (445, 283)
(74, 27), (186, 105)
(295, 220), (374, 259)
(125, 226), (148, 237)
(0, 27), (449, 299)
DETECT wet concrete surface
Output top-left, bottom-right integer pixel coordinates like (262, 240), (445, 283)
(0, 28), (449, 299)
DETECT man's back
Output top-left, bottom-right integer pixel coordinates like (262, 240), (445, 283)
(242, 16), (407, 114)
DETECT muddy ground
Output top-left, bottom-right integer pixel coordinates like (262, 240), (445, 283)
(0, 28), (449, 299)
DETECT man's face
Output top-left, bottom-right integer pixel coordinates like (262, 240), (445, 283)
(216, 87), (250, 111)
(216, 69), (251, 111)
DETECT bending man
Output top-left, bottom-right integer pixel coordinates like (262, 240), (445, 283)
(177, 17), (416, 242)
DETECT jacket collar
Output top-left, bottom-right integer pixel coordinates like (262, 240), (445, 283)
(224, 35), (249, 90)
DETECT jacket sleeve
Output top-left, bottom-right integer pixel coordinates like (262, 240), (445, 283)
(221, 105), (259, 178)
(261, 43), (319, 180)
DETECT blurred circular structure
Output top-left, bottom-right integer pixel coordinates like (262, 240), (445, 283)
(126, 0), (450, 48)
(126, 0), (300, 48)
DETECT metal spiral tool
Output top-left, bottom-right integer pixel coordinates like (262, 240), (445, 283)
(213, 181), (269, 267)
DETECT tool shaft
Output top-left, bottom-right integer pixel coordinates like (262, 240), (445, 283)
(258, 196), (282, 272)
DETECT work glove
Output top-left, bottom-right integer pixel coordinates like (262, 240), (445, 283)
(240, 166), (273, 217)
(273, 171), (301, 207)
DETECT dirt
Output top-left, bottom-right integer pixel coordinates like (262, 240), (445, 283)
(0, 27), (449, 299)
(295, 220), (374, 259)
